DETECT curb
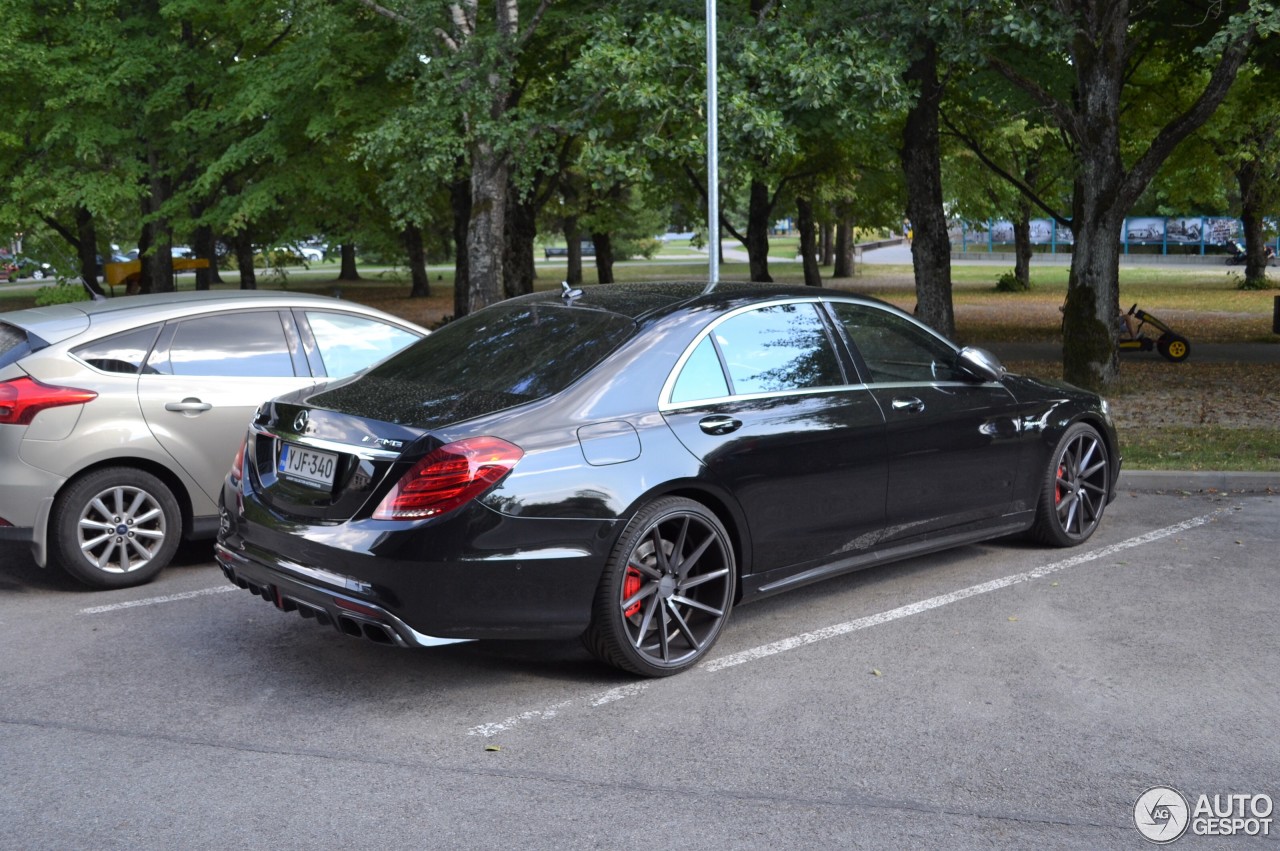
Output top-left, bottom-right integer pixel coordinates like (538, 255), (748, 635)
(1117, 470), (1279, 493)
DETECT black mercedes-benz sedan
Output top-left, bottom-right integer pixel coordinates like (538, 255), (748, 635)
(215, 282), (1119, 676)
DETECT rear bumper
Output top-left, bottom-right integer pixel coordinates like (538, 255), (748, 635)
(215, 543), (467, 648)
(216, 489), (618, 643)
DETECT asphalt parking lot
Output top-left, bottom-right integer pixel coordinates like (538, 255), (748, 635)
(2, 488), (1277, 850)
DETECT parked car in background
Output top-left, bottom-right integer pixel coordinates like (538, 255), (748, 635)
(297, 244), (326, 263)
(9, 257), (55, 280)
(0, 291), (427, 589)
(216, 282), (1120, 676)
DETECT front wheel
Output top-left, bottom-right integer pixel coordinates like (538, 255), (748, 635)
(50, 467), (182, 589)
(583, 497), (736, 677)
(1030, 423), (1110, 547)
(1157, 333), (1190, 362)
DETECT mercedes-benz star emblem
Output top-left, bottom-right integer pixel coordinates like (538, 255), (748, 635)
(293, 410), (309, 433)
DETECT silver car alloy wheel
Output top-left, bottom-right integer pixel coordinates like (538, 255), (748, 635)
(75, 483), (170, 574)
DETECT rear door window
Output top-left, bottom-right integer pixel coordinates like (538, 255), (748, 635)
(148, 311), (298, 377)
(711, 303), (844, 395)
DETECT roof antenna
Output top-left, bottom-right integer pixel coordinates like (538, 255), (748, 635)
(560, 281), (583, 301)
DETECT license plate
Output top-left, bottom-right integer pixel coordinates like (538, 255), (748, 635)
(278, 443), (337, 489)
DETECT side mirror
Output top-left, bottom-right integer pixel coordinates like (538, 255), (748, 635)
(957, 346), (1006, 382)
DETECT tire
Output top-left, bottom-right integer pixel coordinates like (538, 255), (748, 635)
(1030, 423), (1110, 547)
(31, 269), (46, 280)
(50, 467), (182, 589)
(583, 496), (736, 677)
(1157, 333), (1190, 362)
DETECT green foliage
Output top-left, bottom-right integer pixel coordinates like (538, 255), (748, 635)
(1234, 272), (1275, 290)
(995, 271), (1030, 292)
(33, 279), (89, 306)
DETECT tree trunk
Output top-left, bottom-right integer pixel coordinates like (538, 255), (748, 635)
(820, 223), (834, 266)
(1238, 158), (1268, 284)
(193, 225), (221, 290)
(1013, 213), (1032, 287)
(337, 243), (360, 281)
(144, 146), (175, 294)
(451, 175), (471, 320)
(797, 197), (821, 287)
(744, 179), (773, 282)
(404, 223), (430, 297)
(1063, 213), (1124, 389)
(235, 236), (257, 290)
(900, 37), (953, 336)
(564, 219), (583, 287)
(504, 186), (536, 298)
(592, 231), (616, 283)
(467, 142), (507, 311)
(75, 207), (105, 298)
(833, 218), (855, 278)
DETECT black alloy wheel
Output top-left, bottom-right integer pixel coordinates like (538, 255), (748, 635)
(584, 496), (736, 677)
(1031, 422), (1110, 547)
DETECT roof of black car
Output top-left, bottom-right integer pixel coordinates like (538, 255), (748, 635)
(516, 280), (867, 323)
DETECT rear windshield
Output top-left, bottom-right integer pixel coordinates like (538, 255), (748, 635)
(0, 322), (40, 369)
(370, 301), (635, 397)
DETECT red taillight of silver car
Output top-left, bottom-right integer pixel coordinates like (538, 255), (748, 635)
(228, 435), (248, 487)
(372, 436), (524, 520)
(0, 376), (98, 425)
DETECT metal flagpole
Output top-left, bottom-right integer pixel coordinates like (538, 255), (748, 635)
(706, 0), (719, 286)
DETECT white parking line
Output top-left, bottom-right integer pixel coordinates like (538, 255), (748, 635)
(704, 511), (1217, 671)
(469, 510), (1220, 737)
(79, 584), (237, 615)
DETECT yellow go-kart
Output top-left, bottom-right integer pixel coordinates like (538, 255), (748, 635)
(1119, 304), (1190, 362)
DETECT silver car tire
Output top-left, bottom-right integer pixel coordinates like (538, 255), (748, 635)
(51, 467), (182, 589)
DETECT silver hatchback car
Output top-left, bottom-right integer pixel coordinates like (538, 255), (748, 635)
(0, 291), (426, 589)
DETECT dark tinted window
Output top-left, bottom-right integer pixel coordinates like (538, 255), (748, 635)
(151, 311), (296, 377)
(671, 336), (730, 403)
(361, 302), (636, 402)
(72, 325), (161, 375)
(831, 303), (964, 383)
(712, 303), (842, 395)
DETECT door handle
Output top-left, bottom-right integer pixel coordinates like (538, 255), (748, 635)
(165, 398), (213, 414)
(890, 397), (925, 414)
(699, 415), (742, 436)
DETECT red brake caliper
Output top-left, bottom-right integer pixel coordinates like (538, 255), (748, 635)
(1055, 463), (1066, 504)
(623, 566), (643, 618)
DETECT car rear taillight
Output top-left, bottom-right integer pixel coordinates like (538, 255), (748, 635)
(373, 436), (523, 520)
(228, 435), (248, 487)
(0, 376), (98, 425)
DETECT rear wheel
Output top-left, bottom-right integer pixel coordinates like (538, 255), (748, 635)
(1030, 423), (1110, 547)
(50, 467), (182, 589)
(1157, 333), (1190, 362)
(583, 497), (735, 677)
